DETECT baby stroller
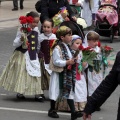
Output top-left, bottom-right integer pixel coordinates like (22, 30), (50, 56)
(95, 0), (120, 43)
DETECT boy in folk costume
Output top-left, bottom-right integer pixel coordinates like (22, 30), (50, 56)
(48, 26), (83, 120)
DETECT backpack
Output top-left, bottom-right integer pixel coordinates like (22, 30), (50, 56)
(35, 0), (49, 13)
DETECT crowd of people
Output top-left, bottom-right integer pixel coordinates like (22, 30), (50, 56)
(1, 0), (120, 120)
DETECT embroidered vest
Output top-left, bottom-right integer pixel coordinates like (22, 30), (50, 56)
(49, 45), (63, 72)
(16, 31), (38, 60)
(27, 31), (38, 60)
(40, 40), (51, 64)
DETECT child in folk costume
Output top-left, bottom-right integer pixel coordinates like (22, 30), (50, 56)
(0, 11), (43, 99)
(70, 35), (87, 112)
(48, 26), (83, 120)
(38, 19), (57, 101)
(83, 31), (104, 110)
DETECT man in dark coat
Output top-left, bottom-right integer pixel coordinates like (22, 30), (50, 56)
(83, 51), (120, 120)
(12, 0), (24, 11)
(40, 0), (77, 23)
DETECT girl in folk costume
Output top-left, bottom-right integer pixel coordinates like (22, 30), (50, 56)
(83, 31), (104, 110)
(77, 0), (92, 27)
(38, 19), (57, 101)
(48, 26), (83, 120)
(0, 11), (43, 99)
(70, 35), (87, 112)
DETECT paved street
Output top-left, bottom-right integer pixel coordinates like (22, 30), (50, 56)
(0, 0), (120, 120)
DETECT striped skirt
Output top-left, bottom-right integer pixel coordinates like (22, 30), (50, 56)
(0, 50), (43, 95)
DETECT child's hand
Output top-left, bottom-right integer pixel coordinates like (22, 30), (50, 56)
(64, 17), (70, 21)
(21, 34), (25, 41)
(66, 59), (75, 65)
(75, 3), (81, 6)
(74, 56), (78, 62)
(83, 113), (91, 120)
(72, 16), (77, 21)
(107, 60), (110, 66)
(82, 62), (88, 68)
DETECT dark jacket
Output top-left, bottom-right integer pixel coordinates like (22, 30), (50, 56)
(84, 51), (120, 120)
(40, 0), (75, 23)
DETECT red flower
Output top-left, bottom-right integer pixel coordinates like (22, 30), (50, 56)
(101, 45), (113, 57)
(104, 46), (112, 51)
(49, 40), (55, 48)
(79, 45), (84, 50)
(82, 46), (91, 51)
(27, 27), (32, 32)
(20, 19), (27, 24)
(19, 16), (26, 20)
(26, 16), (34, 23)
(98, 41), (101, 47)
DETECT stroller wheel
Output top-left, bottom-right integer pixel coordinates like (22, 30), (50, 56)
(110, 35), (113, 43)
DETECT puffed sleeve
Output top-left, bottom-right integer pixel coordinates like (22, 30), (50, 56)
(13, 29), (23, 48)
(52, 47), (66, 67)
(37, 29), (42, 53)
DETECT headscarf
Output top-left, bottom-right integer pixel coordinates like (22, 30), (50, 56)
(71, 35), (82, 44)
(82, 31), (99, 48)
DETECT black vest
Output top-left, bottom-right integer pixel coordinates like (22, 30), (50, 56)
(16, 31), (38, 60)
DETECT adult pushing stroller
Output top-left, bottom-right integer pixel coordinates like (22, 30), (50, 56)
(95, 0), (120, 43)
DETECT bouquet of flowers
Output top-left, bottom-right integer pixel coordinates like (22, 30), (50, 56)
(19, 16), (34, 49)
(101, 45), (113, 67)
(77, 18), (87, 29)
(52, 7), (69, 27)
(79, 45), (98, 66)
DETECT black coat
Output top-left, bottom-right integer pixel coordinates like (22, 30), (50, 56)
(84, 51), (120, 120)
(40, 0), (74, 23)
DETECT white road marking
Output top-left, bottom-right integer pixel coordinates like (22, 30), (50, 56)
(0, 107), (70, 116)
(0, 94), (7, 96)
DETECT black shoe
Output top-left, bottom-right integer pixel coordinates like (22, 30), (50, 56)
(20, 6), (24, 10)
(12, 8), (18, 11)
(16, 93), (25, 99)
(40, 94), (46, 100)
(48, 110), (59, 118)
(35, 96), (44, 102)
(71, 111), (83, 120)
